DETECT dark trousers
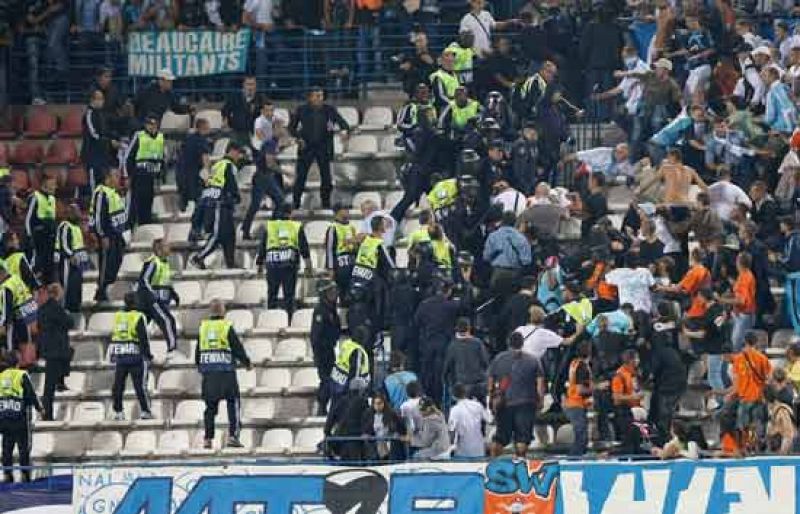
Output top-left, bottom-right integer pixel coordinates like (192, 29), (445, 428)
(242, 171), (285, 237)
(130, 172), (156, 226)
(86, 163), (107, 199)
(293, 144), (332, 209)
(112, 361), (150, 414)
(97, 235), (124, 294)
(333, 266), (353, 305)
(420, 339), (447, 407)
(197, 204), (236, 267)
(652, 391), (681, 446)
(594, 389), (615, 441)
(143, 300), (178, 352)
(614, 404), (634, 441)
(42, 358), (69, 420)
(30, 229), (55, 282)
(389, 163), (428, 223)
(58, 259), (83, 313)
(1, 421), (31, 482)
(312, 343), (334, 413)
(267, 266), (298, 316)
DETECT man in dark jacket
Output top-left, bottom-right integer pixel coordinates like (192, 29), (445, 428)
(221, 76), (264, 146)
(579, 6), (623, 120)
(511, 121), (542, 195)
(311, 280), (341, 416)
(443, 318), (489, 401)
(133, 69), (192, 122)
(288, 87), (350, 210)
(82, 88), (118, 194)
(176, 118), (211, 211)
(37, 283), (73, 421)
(646, 337), (687, 445)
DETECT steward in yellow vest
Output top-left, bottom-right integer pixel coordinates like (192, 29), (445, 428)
(0, 350), (42, 483)
(137, 238), (179, 352)
(124, 114), (165, 226)
(55, 205), (88, 313)
(429, 48), (461, 112)
(447, 31), (476, 85)
(439, 87), (482, 137)
(109, 292), (154, 422)
(25, 176), (57, 282)
(325, 204), (358, 301)
(330, 326), (372, 395)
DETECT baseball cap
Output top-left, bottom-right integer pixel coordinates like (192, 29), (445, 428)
(752, 46), (772, 57)
(157, 68), (176, 81)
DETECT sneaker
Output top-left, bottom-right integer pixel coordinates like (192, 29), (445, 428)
(112, 411), (125, 421)
(706, 398), (720, 411)
(227, 437), (244, 448)
(203, 439), (213, 449)
(190, 255), (206, 270)
(140, 411), (154, 420)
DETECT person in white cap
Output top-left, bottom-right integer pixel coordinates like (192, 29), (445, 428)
(133, 67), (192, 123)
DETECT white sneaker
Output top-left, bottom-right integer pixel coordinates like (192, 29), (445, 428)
(706, 398), (720, 411)
(140, 411), (154, 420)
(113, 412), (125, 421)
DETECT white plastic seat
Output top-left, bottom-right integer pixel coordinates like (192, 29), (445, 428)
(273, 339), (307, 361)
(259, 428), (293, 454)
(347, 134), (378, 154)
(72, 342), (104, 364)
(304, 220), (329, 245)
(121, 431), (158, 458)
(226, 309), (254, 333)
(291, 368), (319, 392)
(71, 402), (106, 426)
(338, 107), (360, 128)
(62, 372), (86, 397)
(257, 309), (289, 330)
(380, 136), (402, 153)
(161, 111), (191, 132)
(133, 224), (165, 243)
(158, 369), (201, 395)
(166, 223), (193, 243)
(243, 339), (273, 364)
(86, 370), (115, 394)
(235, 281), (267, 304)
(81, 283), (97, 304)
(31, 433), (54, 459)
(174, 400), (206, 424)
(237, 368), (257, 393)
(204, 280), (236, 302)
(158, 430), (192, 455)
(362, 106), (393, 129)
(290, 309), (314, 329)
(174, 281), (202, 306)
(51, 431), (89, 458)
(120, 253), (144, 274)
(181, 309), (206, 334)
(87, 312), (118, 334)
(221, 428), (255, 455)
(258, 368), (291, 393)
(353, 191), (382, 210)
(242, 398), (276, 422)
(293, 428), (324, 454)
(196, 109), (223, 130)
(86, 431), (124, 458)
(151, 195), (173, 218)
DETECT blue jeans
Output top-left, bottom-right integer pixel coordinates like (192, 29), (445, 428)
(25, 35), (43, 100)
(707, 354), (726, 393)
(46, 14), (70, 74)
(565, 407), (588, 456)
(731, 313), (755, 351)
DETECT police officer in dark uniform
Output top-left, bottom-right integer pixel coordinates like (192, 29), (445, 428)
(90, 169), (128, 302)
(255, 204), (313, 317)
(324, 203), (357, 304)
(510, 121), (542, 195)
(124, 114), (165, 227)
(137, 238), (179, 352)
(389, 103), (438, 223)
(196, 299), (251, 449)
(310, 279), (341, 415)
(0, 350), (42, 483)
(191, 142), (243, 270)
(24, 175), (57, 282)
(55, 205), (88, 314)
(82, 88), (119, 194)
(108, 292), (153, 421)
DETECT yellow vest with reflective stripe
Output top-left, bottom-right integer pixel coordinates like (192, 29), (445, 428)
(135, 131), (165, 161)
(2, 274), (35, 322)
(0, 168), (9, 179)
(331, 339), (370, 386)
(563, 298), (593, 326)
(408, 228), (431, 247)
(448, 43), (475, 72)
(55, 221), (85, 253)
(427, 179), (458, 212)
(0, 368), (26, 416)
(355, 236), (382, 269)
(91, 185), (126, 231)
(198, 319), (234, 372)
(209, 158), (230, 189)
(449, 100), (480, 129)
(408, 103), (437, 127)
(266, 220), (301, 250)
(431, 239), (452, 269)
(429, 69), (460, 100)
(34, 191), (55, 221)
(332, 222), (357, 256)
(144, 255), (171, 288)
(4, 252), (25, 279)
(111, 311), (144, 342)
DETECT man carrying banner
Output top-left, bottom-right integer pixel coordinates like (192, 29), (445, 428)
(0, 349), (42, 483)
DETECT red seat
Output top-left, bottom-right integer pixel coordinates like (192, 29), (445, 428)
(0, 143), (8, 166)
(10, 141), (44, 164)
(24, 107), (57, 137)
(10, 170), (29, 191)
(58, 107), (84, 137)
(66, 165), (88, 189)
(0, 114), (19, 139)
(44, 139), (78, 165)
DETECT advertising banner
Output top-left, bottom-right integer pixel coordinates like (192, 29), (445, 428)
(127, 29), (251, 78)
(73, 456), (800, 514)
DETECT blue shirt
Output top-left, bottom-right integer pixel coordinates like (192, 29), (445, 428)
(586, 309), (632, 338)
(650, 113), (692, 147)
(765, 81), (797, 134)
(482, 226), (532, 269)
(384, 370), (418, 410)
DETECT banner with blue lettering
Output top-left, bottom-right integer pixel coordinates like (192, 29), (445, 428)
(127, 30), (251, 78)
(72, 456), (800, 514)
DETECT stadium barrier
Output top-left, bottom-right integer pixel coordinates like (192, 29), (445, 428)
(2, 455), (796, 513)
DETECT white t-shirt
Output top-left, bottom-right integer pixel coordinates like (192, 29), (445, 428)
(253, 112), (287, 144)
(605, 267), (655, 313)
(244, 0), (274, 24)
(459, 10), (495, 57)
(514, 325), (563, 360)
(400, 397), (423, 445)
(448, 398), (489, 458)
(491, 189), (527, 216)
(360, 211), (397, 249)
(707, 181), (752, 221)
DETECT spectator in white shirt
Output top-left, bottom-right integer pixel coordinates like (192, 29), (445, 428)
(514, 306), (576, 360)
(448, 383), (490, 458)
(491, 178), (527, 216)
(253, 101), (287, 150)
(459, 0), (518, 58)
(400, 381), (424, 450)
(359, 199), (397, 250)
(605, 266), (656, 314)
(707, 167), (752, 221)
